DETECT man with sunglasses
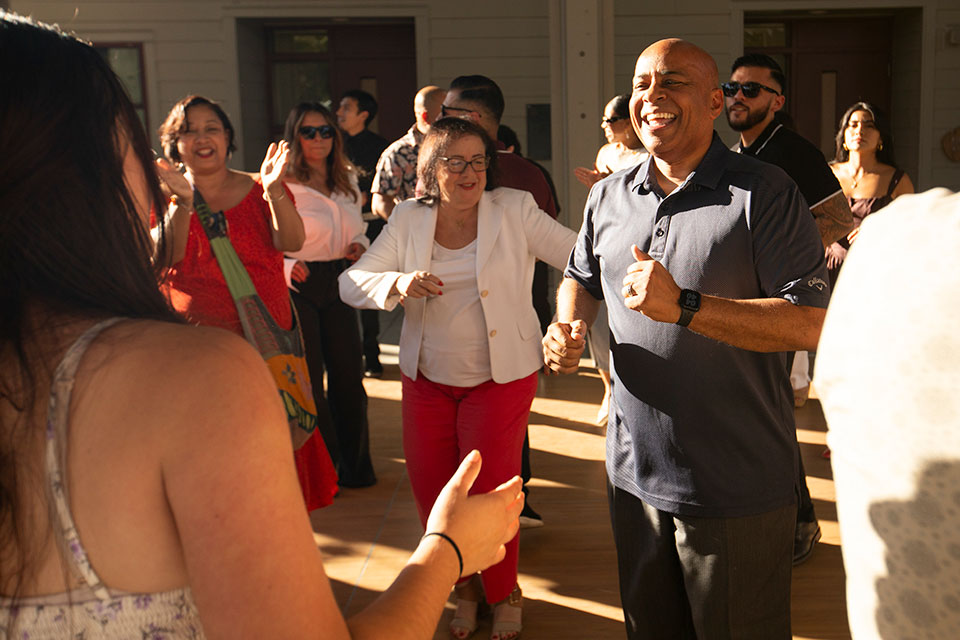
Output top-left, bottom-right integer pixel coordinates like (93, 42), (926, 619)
(442, 74), (561, 530)
(725, 54), (854, 566)
(370, 85), (445, 221)
(725, 54), (853, 248)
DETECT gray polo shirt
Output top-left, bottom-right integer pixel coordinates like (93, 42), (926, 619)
(567, 133), (829, 518)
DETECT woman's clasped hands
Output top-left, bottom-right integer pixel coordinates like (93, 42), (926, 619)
(394, 271), (444, 299)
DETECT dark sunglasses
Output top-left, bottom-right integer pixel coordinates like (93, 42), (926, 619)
(721, 81), (780, 99)
(298, 125), (335, 140)
(602, 116), (626, 125)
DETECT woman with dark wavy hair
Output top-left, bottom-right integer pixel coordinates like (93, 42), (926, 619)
(827, 102), (914, 283)
(155, 94), (305, 334)
(340, 117), (576, 640)
(281, 102), (376, 488)
(0, 13), (523, 638)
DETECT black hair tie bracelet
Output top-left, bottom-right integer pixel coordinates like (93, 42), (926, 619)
(422, 531), (463, 578)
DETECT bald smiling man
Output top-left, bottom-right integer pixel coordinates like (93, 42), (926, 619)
(543, 39), (829, 638)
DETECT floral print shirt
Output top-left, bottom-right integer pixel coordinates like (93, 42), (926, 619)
(371, 123), (423, 204)
(0, 319), (205, 639)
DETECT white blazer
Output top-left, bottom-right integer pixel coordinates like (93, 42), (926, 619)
(338, 187), (577, 383)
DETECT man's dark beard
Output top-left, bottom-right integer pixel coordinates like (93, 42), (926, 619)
(726, 102), (769, 132)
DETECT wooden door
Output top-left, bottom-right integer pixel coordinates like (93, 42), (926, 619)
(266, 21), (416, 143)
(746, 16), (894, 158)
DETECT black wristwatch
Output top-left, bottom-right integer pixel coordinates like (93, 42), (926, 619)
(676, 289), (701, 327)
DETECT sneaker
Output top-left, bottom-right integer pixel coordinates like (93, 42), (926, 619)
(519, 501), (544, 529)
(793, 520), (821, 565)
(363, 357), (383, 379)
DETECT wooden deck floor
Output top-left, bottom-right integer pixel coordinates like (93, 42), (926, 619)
(311, 358), (850, 639)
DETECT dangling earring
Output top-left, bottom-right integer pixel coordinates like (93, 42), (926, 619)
(877, 140), (883, 151)
(843, 142), (849, 151)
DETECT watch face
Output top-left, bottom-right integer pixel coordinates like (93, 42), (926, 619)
(682, 291), (699, 309)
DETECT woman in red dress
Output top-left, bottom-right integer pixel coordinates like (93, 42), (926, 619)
(154, 95), (337, 510)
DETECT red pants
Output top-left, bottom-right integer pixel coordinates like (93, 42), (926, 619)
(401, 371), (538, 604)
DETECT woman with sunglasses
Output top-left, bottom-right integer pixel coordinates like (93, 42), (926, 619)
(0, 13), (523, 639)
(154, 96), (339, 512)
(827, 102), (914, 284)
(572, 94), (647, 427)
(340, 118), (576, 640)
(281, 102), (377, 489)
(573, 94), (647, 190)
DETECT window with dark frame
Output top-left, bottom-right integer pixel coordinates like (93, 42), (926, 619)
(94, 43), (148, 132)
(266, 27), (332, 138)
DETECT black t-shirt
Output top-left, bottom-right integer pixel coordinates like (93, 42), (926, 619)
(344, 128), (388, 213)
(738, 121), (842, 210)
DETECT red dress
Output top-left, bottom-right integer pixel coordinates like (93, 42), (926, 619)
(164, 180), (337, 510)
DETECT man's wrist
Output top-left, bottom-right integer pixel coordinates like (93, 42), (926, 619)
(676, 289), (701, 327)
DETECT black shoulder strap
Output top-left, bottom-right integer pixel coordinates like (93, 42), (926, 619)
(886, 169), (905, 197)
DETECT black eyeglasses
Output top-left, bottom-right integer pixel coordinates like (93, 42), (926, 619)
(298, 125), (335, 140)
(439, 156), (490, 173)
(440, 105), (477, 119)
(602, 116), (626, 125)
(721, 81), (780, 99)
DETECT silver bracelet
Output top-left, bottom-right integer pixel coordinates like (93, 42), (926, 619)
(262, 187), (287, 203)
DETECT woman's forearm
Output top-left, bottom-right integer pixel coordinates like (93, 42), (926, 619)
(153, 199), (192, 268)
(346, 536), (461, 640)
(266, 185), (306, 252)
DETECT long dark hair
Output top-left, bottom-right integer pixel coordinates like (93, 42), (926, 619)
(834, 101), (896, 165)
(416, 117), (499, 206)
(0, 12), (181, 603)
(283, 102), (358, 202)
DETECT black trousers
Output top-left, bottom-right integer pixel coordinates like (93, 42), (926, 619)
(608, 482), (794, 639)
(521, 260), (552, 493)
(292, 260), (375, 487)
(785, 351), (817, 524)
(361, 218), (387, 362)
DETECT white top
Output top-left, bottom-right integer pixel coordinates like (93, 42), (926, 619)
(283, 176), (368, 287)
(339, 187), (577, 384)
(814, 188), (960, 639)
(419, 239), (491, 386)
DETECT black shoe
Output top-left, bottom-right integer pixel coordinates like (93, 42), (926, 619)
(338, 474), (377, 489)
(519, 501), (544, 529)
(364, 357), (383, 378)
(793, 520), (821, 565)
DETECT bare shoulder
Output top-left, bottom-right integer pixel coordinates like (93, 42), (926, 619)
(892, 169), (915, 198)
(230, 169), (260, 188)
(81, 319), (279, 439)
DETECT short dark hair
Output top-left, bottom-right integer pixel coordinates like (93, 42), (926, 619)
(606, 94), (631, 119)
(834, 101), (897, 166)
(159, 95), (237, 162)
(341, 89), (378, 126)
(449, 75), (505, 123)
(731, 54), (786, 94)
(417, 117), (498, 205)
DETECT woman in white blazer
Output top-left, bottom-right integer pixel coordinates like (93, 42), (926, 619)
(339, 118), (576, 640)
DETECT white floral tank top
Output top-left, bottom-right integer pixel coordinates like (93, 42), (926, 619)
(0, 319), (205, 639)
